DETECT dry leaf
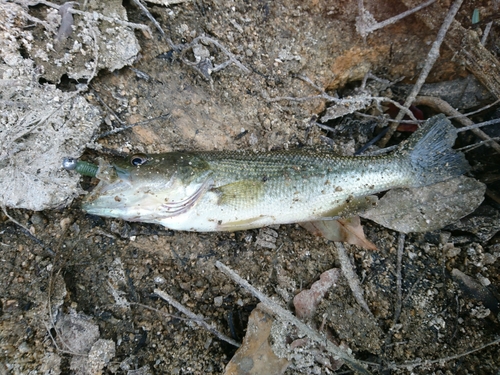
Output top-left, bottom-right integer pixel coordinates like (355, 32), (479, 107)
(293, 269), (341, 319)
(361, 176), (485, 233)
(224, 305), (289, 375)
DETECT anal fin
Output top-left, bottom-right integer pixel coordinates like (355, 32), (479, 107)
(321, 195), (378, 219)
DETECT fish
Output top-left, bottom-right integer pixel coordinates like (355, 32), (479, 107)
(66, 114), (469, 232)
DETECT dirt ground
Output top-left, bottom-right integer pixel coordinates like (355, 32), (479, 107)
(1, 0), (500, 374)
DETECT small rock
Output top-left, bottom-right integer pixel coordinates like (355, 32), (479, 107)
(214, 296), (223, 307)
(154, 276), (166, 284)
(444, 243), (461, 258)
(476, 274), (491, 287)
(255, 227), (278, 249)
(60, 217), (72, 231)
(87, 339), (116, 373)
(483, 252), (498, 265)
(18, 342), (30, 353)
(30, 212), (46, 226)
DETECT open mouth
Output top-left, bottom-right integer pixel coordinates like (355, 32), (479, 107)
(63, 157), (132, 211)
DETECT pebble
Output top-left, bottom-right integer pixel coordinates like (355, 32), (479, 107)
(60, 217), (72, 231)
(30, 212), (46, 226)
(476, 274), (491, 286)
(154, 276), (166, 284)
(214, 296), (223, 307)
(483, 252), (497, 265)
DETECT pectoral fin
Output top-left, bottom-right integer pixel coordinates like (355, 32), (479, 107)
(212, 180), (264, 209)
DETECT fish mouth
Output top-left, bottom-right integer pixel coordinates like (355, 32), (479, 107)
(81, 161), (134, 216)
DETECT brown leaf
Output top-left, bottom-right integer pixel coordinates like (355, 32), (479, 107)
(224, 305), (289, 375)
(361, 176), (485, 233)
(293, 268), (341, 319)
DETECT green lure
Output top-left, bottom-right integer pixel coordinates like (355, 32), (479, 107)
(62, 158), (98, 177)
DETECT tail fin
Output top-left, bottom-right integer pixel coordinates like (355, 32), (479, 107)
(396, 114), (470, 187)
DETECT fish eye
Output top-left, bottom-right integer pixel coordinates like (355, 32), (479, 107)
(130, 153), (148, 166)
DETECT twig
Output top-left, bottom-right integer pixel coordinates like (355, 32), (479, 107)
(402, 274), (424, 305)
(457, 137), (500, 153)
(480, 21), (493, 45)
(95, 114), (171, 139)
(393, 233), (405, 324)
(354, 112), (425, 124)
(130, 0), (172, 45)
(412, 96), (500, 154)
(1, 205), (55, 257)
(379, 0), (465, 147)
(402, 0), (500, 99)
(448, 98), (500, 119)
(154, 288), (240, 348)
(89, 88), (125, 127)
(334, 242), (373, 317)
(297, 74), (328, 92)
(356, 0), (436, 37)
(19, 0), (153, 36)
(131, 0), (165, 38)
(130, 302), (193, 322)
(1, 205), (32, 235)
(302, 75), (418, 121)
(355, 127), (389, 155)
(456, 118), (500, 133)
(267, 94), (325, 103)
(181, 35), (251, 81)
(389, 338), (500, 370)
(362, 144), (398, 156)
(266, 75), (418, 122)
(24, 12), (57, 33)
(69, 8), (151, 36)
(215, 261), (372, 375)
(43, 321), (88, 357)
(314, 122), (337, 133)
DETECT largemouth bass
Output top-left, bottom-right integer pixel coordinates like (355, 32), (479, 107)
(66, 114), (469, 231)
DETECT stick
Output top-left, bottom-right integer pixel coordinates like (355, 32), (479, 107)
(215, 261), (372, 375)
(457, 137), (500, 153)
(1, 205), (55, 257)
(390, 338), (500, 370)
(379, 0), (465, 147)
(334, 242), (373, 317)
(19, 0), (153, 35)
(480, 21), (493, 45)
(455, 118), (500, 134)
(412, 96), (500, 154)
(402, 0), (500, 99)
(357, 0), (436, 37)
(130, 0), (168, 42)
(449, 99), (500, 119)
(393, 233), (405, 324)
(95, 114), (171, 139)
(154, 288), (240, 348)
